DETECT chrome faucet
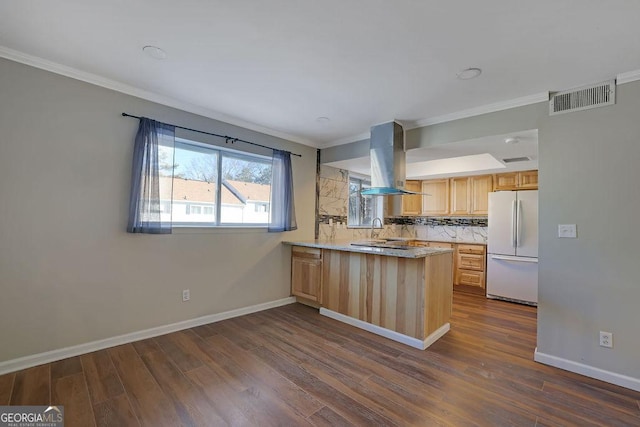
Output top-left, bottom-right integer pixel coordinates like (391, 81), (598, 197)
(371, 217), (383, 239)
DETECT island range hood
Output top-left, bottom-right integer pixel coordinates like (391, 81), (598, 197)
(361, 121), (417, 196)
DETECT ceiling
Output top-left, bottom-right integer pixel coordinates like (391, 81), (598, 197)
(1, 1), (640, 148)
(326, 129), (538, 179)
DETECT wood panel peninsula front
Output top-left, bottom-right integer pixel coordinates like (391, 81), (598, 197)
(285, 240), (454, 350)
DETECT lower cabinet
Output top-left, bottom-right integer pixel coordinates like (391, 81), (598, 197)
(454, 244), (486, 295)
(291, 246), (322, 304)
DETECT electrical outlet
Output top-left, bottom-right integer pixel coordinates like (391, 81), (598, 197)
(182, 289), (190, 302)
(599, 331), (613, 348)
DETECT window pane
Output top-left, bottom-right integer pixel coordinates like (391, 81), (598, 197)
(348, 176), (382, 227)
(348, 179), (360, 225)
(220, 153), (272, 224)
(171, 142), (218, 224)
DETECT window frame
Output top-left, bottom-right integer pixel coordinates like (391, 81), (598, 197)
(165, 138), (273, 228)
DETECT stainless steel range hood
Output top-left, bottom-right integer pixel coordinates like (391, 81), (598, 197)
(361, 121), (417, 196)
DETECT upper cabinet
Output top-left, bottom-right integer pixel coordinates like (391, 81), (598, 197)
(449, 175), (493, 216)
(517, 170), (538, 189)
(399, 171), (535, 217)
(493, 170), (538, 191)
(470, 175), (493, 215)
(401, 180), (422, 215)
(449, 177), (470, 216)
(422, 179), (450, 215)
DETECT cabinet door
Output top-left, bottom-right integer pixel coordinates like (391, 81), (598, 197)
(422, 179), (449, 215)
(401, 180), (422, 215)
(449, 177), (470, 215)
(493, 173), (518, 190)
(291, 247), (322, 303)
(470, 175), (493, 215)
(518, 170), (538, 189)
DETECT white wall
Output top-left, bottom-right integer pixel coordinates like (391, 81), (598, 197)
(0, 58), (316, 362)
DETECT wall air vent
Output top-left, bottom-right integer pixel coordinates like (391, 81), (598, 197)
(549, 79), (616, 116)
(502, 157), (531, 164)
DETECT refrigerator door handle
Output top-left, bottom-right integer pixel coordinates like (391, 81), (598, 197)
(511, 200), (517, 248)
(491, 254), (538, 263)
(516, 199), (522, 247)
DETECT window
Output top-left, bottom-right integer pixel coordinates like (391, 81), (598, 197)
(158, 140), (272, 227)
(348, 175), (383, 227)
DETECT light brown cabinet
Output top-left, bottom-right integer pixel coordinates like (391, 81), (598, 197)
(401, 180), (422, 215)
(409, 241), (486, 293)
(449, 175), (493, 216)
(449, 177), (470, 216)
(494, 170), (538, 190)
(291, 246), (322, 304)
(470, 175), (493, 215)
(422, 179), (450, 216)
(454, 244), (486, 295)
(518, 170), (538, 189)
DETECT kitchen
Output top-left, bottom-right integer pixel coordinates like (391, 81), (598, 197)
(287, 120), (540, 349)
(1, 2), (640, 425)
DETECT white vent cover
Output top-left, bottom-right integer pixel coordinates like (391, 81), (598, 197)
(502, 156), (531, 163)
(549, 79), (616, 116)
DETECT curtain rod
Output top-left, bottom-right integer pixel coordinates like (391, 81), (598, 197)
(121, 113), (302, 157)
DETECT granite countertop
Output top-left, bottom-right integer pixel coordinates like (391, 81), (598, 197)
(283, 240), (454, 259)
(414, 238), (487, 246)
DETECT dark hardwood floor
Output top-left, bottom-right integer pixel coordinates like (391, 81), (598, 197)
(1, 293), (639, 426)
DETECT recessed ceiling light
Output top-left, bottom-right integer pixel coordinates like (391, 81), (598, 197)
(456, 67), (482, 80)
(316, 116), (330, 124)
(142, 45), (167, 60)
(504, 137), (520, 144)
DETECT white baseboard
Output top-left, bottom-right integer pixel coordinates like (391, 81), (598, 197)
(319, 308), (450, 350)
(534, 348), (640, 392)
(0, 297), (295, 375)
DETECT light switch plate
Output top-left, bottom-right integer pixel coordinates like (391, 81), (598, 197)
(558, 224), (577, 238)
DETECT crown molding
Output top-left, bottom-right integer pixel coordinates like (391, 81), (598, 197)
(616, 69), (640, 85)
(410, 92), (549, 129)
(0, 45), (319, 148)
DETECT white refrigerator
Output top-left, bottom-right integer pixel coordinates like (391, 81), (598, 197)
(487, 190), (538, 305)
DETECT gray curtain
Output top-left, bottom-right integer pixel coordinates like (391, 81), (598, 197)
(268, 149), (297, 232)
(127, 118), (175, 234)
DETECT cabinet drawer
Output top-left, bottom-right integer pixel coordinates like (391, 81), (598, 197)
(292, 246), (322, 259)
(455, 269), (485, 288)
(428, 241), (454, 249)
(456, 253), (485, 271)
(457, 244), (486, 255)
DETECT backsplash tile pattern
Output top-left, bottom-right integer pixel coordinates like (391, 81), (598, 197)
(318, 165), (349, 217)
(315, 165), (488, 243)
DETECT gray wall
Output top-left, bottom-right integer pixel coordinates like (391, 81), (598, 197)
(537, 80), (640, 379)
(0, 58), (316, 362)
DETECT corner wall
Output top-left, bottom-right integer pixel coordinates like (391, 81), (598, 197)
(0, 58), (316, 363)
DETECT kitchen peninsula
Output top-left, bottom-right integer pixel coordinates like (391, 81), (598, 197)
(284, 240), (454, 350)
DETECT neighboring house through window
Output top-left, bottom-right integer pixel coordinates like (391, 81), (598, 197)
(158, 139), (272, 227)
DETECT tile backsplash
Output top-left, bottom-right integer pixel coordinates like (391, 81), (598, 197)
(316, 165), (487, 243)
